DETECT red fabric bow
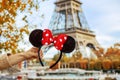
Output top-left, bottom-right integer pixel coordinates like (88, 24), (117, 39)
(53, 34), (67, 50)
(41, 29), (53, 45)
(41, 29), (67, 50)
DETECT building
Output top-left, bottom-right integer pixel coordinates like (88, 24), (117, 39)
(48, 0), (100, 59)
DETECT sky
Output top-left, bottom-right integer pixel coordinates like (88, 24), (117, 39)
(81, 0), (120, 48)
(39, 0), (120, 48)
(15, 0), (120, 49)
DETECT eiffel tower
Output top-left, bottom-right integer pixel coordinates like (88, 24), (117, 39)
(48, 0), (100, 58)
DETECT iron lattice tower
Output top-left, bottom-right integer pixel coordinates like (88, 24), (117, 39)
(48, 0), (100, 56)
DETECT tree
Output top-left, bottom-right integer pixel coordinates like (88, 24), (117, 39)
(102, 59), (112, 70)
(94, 60), (102, 70)
(112, 59), (120, 69)
(105, 47), (115, 57)
(93, 48), (104, 57)
(88, 60), (95, 70)
(71, 51), (82, 62)
(80, 59), (88, 70)
(0, 0), (46, 54)
(52, 53), (69, 63)
(52, 53), (60, 61)
(61, 54), (69, 63)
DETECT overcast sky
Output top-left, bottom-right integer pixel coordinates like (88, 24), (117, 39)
(81, 0), (120, 48)
(39, 0), (120, 48)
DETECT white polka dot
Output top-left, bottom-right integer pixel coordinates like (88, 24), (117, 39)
(45, 42), (48, 45)
(54, 40), (56, 43)
(42, 38), (44, 40)
(61, 45), (63, 47)
(64, 37), (67, 40)
(46, 34), (49, 36)
(50, 38), (53, 41)
(60, 39), (62, 42)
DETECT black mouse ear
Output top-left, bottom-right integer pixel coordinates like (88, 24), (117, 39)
(29, 29), (43, 47)
(61, 36), (76, 53)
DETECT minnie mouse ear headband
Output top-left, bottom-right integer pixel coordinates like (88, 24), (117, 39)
(29, 29), (75, 68)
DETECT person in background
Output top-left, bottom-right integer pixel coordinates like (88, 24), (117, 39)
(0, 47), (42, 70)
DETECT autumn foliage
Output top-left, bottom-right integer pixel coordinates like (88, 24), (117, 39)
(0, 0), (45, 54)
(52, 45), (120, 71)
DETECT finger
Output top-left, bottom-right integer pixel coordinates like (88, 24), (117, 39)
(31, 47), (39, 53)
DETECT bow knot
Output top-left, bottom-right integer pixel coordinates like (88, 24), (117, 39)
(41, 29), (67, 50)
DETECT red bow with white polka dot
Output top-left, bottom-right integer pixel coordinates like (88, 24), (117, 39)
(41, 29), (67, 50)
(53, 34), (67, 50)
(41, 29), (53, 45)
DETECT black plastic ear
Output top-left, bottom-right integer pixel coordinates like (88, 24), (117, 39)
(61, 36), (76, 53)
(29, 29), (44, 66)
(29, 29), (43, 48)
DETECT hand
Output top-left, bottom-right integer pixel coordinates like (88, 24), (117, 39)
(25, 47), (43, 60)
